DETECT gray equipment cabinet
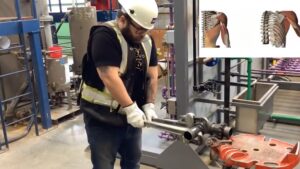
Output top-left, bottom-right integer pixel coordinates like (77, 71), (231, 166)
(232, 82), (278, 134)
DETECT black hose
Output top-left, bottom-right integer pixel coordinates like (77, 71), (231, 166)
(54, 12), (69, 36)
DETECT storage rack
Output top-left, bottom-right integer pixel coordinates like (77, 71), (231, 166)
(0, 0), (52, 150)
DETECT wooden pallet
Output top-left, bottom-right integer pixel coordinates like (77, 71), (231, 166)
(50, 105), (81, 124)
(38, 105), (81, 125)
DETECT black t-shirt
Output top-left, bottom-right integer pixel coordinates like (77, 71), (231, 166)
(83, 26), (157, 107)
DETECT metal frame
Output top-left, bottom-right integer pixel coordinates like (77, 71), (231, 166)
(140, 0), (206, 168)
(0, 100), (9, 149)
(174, 0), (193, 117)
(0, 0), (51, 130)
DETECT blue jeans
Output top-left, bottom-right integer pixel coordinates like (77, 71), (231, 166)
(84, 113), (142, 169)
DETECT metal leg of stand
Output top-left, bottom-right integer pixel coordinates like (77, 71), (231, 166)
(0, 100), (9, 149)
(28, 32), (52, 129)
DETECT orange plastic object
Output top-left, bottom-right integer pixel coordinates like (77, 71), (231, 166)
(48, 46), (62, 59)
(213, 134), (300, 169)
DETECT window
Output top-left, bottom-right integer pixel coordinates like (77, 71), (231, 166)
(48, 0), (86, 13)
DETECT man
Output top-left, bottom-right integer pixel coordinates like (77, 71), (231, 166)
(80, 0), (159, 168)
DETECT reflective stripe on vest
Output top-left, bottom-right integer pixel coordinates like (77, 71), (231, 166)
(81, 83), (120, 111)
(105, 20), (152, 74)
(82, 20), (153, 110)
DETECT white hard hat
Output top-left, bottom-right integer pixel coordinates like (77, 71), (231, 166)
(118, 0), (158, 30)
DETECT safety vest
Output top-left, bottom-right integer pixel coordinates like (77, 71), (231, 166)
(81, 20), (152, 111)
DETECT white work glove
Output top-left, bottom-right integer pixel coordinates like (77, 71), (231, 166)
(123, 102), (145, 128)
(142, 103), (158, 122)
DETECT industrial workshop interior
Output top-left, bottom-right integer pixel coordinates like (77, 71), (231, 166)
(0, 0), (300, 169)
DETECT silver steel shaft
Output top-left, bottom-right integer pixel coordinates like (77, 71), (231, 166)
(145, 121), (188, 134)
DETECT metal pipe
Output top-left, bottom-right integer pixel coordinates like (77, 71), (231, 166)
(48, 0), (52, 12)
(246, 58), (252, 100)
(237, 59), (242, 94)
(0, 45), (24, 52)
(152, 118), (187, 127)
(109, 0), (113, 20)
(261, 58), (265, 79)
(2, 92), (32, 103)
(220, 72), (260, 79)
(252, 69), (300, 74)
(192, 0), (197, 88)
(216, 59), (222, 123)
(170, 44), (176, 97)
(0, 69), (28, 78)
(271, 113), (300, 124)
(6, 114), (34, 126)
(32, 0), (38, 18)
(145, 121), (188, 134)
(0, 100), (9, 148)
(258, 80), (300, 90)
(191, 97), (224, 105)
(15, 0), (22, 19)
(267, 75), (275, 81)
(210, 124), (233, 138)
(224, 58), (231, 125)
(39, 0), (54, 48)
(198, 58), (203, 85)
(251, 72), (300, 77)
(230, 59), (246, 70)
(58, 0), (62, 13)
(169, 0), (174, 27)
(184, 126), (201, 140)
(214, 80), (254, 87)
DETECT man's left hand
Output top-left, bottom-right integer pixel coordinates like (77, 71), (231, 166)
(142, 103), (158, 122)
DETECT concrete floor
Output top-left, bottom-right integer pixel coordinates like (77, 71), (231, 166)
(0, 115), (155, 169)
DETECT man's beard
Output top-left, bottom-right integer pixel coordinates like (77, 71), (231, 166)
(121, 25), (144, 44)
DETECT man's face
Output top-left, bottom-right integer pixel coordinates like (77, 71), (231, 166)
(121, 17), (149, 44)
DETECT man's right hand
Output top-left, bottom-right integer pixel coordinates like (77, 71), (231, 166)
(123, 102), (145, 128)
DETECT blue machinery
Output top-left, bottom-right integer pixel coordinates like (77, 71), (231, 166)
(0, 0), (51, 149)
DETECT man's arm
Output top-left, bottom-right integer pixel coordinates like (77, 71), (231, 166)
(146, 66), (158, 103)
(97, 65), (146, 128)
(97, 66), (133, 107)
(142, 65), (159, 122)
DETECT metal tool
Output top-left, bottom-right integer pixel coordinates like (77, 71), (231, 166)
(145, 113), (233, 145)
